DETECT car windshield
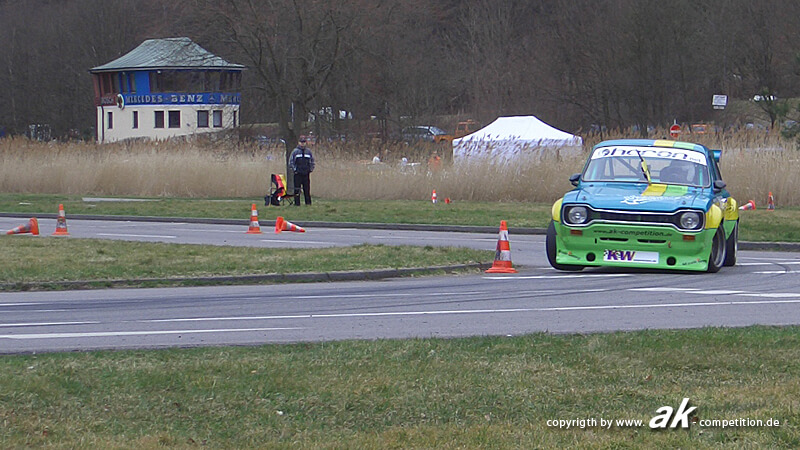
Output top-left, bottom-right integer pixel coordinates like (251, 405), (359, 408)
(428, 126), (447, 135)
(583, 146), (710, 187)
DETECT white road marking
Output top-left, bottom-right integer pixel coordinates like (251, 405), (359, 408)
(97, 233), (177, 239)
(737, 293), (800, 298)
(692, 290), (746, 295)
(753, 271), (800, 274)
(0, 327), (303, 340)
(738, 261), (800, 266)
(0, 321), (100, 328)
(143, 297), (800, 324)
(290, 291), (484, 300)
(629, 288), (700, 292)
(262, 239), (332, 244)
(484, 274), (632, 280)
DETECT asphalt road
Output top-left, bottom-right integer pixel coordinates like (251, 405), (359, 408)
(3, 216), (800, 353)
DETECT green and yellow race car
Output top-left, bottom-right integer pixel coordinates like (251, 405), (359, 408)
(547, 139), (738, 272)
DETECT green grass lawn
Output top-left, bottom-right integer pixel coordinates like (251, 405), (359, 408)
(1, 327), (797, 448)
(0, 239), (491, 290)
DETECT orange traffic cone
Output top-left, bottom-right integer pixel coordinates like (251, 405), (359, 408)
(431, 189), (437, 204)
(274, 216), (306, 233)
(246, 204), (262, 234)
(739, 200), (756, 211)
(485, 220), (517, 273)
(767, 192), (775, 211)
(52, 204), (69, 236)
(6, 218), (39, 236)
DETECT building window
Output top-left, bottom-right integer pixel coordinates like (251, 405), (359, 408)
(132, 111), (139, 129)
(127, 72), (136, 93)
(213, 110), (222, 128)
(197, 110), (209, 128)
(168, 111), (181, 128)
(233, 111), (237, 127)
(107, 111), (113, 129)
(155, 111), (164, 128)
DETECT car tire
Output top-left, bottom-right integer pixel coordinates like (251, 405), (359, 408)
(723, 220), (738, 267)
(707, 226), (727, 273)
(546, 221), (584, 271)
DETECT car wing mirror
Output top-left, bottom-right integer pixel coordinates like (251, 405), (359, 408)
(569, 173), (581, 186)
(714, 179), (726, 192)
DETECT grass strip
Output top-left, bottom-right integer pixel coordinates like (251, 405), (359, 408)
(0, 326), (797, 448)
(0, 238), (491, 291)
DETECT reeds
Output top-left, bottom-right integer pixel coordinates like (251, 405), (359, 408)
(1, 130), (797, 205)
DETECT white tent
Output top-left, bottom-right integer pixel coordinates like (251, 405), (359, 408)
(452, 115), (583, 162)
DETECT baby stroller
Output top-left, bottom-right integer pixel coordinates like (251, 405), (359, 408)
(265, 173), (287, 206)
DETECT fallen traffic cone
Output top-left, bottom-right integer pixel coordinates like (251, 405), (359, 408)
(275, 216), (306, 233)
(739, 200), (756, 210)
(444, 197), (451, 204)
(6, 218), (39, 236)
(485, 220), (517, 273)
(431, 189), (438, 204)
(767, 192), (775, 211)
(246, 203), (262, 234)
(52, 204), (69, 236)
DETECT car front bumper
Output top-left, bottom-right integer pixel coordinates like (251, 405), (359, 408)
(552, 221), (715, 271)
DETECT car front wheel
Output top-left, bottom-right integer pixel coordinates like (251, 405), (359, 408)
(723, 220), (738, 267)
(707, 226), (727, 273)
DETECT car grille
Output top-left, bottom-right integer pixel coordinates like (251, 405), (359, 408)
(563, 205), (704, 232)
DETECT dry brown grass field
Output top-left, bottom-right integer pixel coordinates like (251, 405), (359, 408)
(1, 129), (797, 205)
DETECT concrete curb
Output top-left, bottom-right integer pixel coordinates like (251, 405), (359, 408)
(0, 263), (492, 291)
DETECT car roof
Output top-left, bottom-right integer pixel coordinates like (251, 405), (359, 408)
(593, 139), (710, 155)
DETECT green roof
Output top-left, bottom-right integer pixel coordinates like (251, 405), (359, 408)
(90, 37), (245, 72)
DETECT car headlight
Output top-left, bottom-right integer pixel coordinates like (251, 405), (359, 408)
(566, 206), (589, 225)
(679, 211), (702, 230)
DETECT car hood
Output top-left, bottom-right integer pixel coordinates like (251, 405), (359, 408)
(565, 182), (712, 212)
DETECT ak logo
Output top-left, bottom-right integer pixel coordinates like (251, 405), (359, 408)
(649, 398), (697, 429)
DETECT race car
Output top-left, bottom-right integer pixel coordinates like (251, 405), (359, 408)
(546, 139), (738, 272)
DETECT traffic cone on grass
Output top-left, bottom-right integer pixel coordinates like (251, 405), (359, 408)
(431, 190), (438, 204)
(275, 216), (306, 233)
(739, 200), (756, 211)
(6, 218), (39, 236)
(768, 192), (775, 211)
(485, 220), (517, 273)
(52, 204), (69, 236)
(246, 204), (262, 234)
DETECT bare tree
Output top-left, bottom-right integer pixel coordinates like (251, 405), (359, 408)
(194, 0), (372, 184)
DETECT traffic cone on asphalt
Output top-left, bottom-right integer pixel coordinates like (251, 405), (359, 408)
(485, 220), (517, 273)
(739, 200), (756, 211)
(431, 189), (438, 204)
(6, 218), (39, 236)
(768, 192), (775, 211)
(52, 204), (69, 236)
(275, 216), (306, 233)
(246, 203), (262, 234)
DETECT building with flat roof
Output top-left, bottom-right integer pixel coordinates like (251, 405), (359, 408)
(90, 37), (245, 143)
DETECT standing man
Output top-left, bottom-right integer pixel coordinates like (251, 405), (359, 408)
(290, 135), (315, 205)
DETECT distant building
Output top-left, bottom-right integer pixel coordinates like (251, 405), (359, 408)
(89, 37), (245, 143)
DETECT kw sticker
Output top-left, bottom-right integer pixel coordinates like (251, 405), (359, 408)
(603, 249), (659, 264)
